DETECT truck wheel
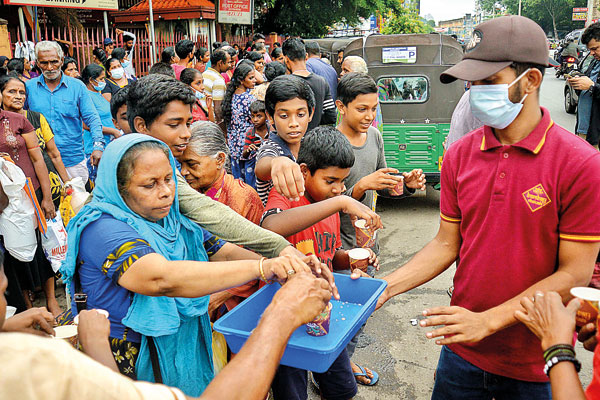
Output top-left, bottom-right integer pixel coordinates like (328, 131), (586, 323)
(565, 89), (576, 114)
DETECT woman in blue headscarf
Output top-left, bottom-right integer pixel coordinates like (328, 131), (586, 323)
(61, 134), (311, 396)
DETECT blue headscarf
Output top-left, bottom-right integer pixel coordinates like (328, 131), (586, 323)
(61, 134), (214, 395)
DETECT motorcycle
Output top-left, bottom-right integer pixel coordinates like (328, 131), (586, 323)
(556, 54), (579, 78)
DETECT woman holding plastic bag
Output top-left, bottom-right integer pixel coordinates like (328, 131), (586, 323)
(0, 76), (62, 317)
(0, 75), (70, 208)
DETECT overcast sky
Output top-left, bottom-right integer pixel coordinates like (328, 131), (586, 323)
(420, 0), (476, 22)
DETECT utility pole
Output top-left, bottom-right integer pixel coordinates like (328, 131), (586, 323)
(519, 0), (522, 16)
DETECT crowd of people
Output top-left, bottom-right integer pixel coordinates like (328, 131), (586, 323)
(4, 15), (600, 400)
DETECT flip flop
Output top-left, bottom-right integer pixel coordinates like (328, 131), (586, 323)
(353, 363), (379, 386)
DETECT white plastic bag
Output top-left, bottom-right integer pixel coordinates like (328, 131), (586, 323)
(0, 159), (37, 261)
(41, 210), (68, 272)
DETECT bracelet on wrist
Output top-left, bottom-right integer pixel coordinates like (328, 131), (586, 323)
(258, 257), (270, 283)
(543, 344), (575, 361)
(544, 354), (581, 376)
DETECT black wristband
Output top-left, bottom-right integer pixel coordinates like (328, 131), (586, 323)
(544, 354), (581, 376)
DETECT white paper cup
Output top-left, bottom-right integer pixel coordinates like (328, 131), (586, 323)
(54, 325), (79, 348)
(5, 306), (16, 319)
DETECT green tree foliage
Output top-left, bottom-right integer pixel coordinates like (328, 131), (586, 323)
(253, 0), (402, 37)
(476, 0), (587, 38)
(381, 7), (434, 34)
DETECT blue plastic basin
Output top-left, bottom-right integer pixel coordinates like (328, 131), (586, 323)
(213, 273), (387, 373)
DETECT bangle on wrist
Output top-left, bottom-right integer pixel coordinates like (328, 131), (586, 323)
(258, 257), (270, 283)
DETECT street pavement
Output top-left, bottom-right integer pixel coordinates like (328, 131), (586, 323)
(311, 69), (592, 400)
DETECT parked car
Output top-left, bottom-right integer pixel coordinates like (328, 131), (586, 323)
(564, 51), (593, 114)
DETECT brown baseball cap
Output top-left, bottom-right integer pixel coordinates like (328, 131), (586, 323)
(440, 15), (550, 84)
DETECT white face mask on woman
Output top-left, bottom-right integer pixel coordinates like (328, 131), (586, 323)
(110, 67), (125, 80)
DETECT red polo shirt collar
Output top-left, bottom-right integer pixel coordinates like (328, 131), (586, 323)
(480, 107), (554, 154)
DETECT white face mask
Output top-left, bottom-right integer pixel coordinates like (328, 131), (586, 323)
(110, 67), (125, 80)
(469, 68), (531, 130)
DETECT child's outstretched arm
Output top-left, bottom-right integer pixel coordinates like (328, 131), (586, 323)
(261, 195), (382, 237)
(256, 156), (305, 201)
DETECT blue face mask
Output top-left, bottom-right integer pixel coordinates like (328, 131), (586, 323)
(93, 79), (106, 92)
(122, 59), (131, 68)
(195, 90), (206, 101)
(469, 68), (531, 130)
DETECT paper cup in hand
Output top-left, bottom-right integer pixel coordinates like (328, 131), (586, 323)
(390, 175), (404, 196)
(348, 248), (370, 272)
(354, 219), (376, 248)
(73, 309), (109, 325)
(53, 325), (79, 348)
(570, 287), (600, 327)
(306, 302), (332, 336)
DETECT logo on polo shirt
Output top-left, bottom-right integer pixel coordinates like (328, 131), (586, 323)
(522, 184), (551, 212)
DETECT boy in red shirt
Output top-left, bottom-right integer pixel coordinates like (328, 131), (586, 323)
(261, 126), (380, 400)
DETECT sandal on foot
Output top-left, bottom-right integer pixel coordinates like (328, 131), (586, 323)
(353, 363), (379, 386)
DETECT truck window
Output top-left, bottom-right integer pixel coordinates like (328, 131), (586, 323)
(377, 76), (429, 103)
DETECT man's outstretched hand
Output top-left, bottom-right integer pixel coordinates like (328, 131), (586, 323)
(268, 271), (332, 327)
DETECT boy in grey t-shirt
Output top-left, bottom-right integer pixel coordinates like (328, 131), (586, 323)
(334, 72), (426, 386)
(335, 74), (425, 256)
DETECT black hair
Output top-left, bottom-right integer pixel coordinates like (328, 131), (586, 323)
(148, 62), (175, 78)
(212, 41), (222, 50)
(221, 62), (255, 126)
(582, 22), (600, 45)
(103, 57), (121, 72)
(127, 74), (195, 130)
(509, 62), (545, 93)
(271, 47), (283, 60)
(251, 42), (265, 52)
(0, 56), (8, 67)
(61, 57), (78, 72)
(161, 46), (177, 64)
(180, 67), (202, 86)
(253, 33), (265, 41)
(175, 39), (195, 59)
(123, 33), (135, 43)
(92, 47), (107, 64)
(249, 100), (265, 113)
(282, 38), (306, 61)
(265, 75), (315, 116)
(110, 85), (130, 119)
(7, 58), (24, 75)
(246, 51), (263, 63)
(305, 41), (320, 56)
(337, 72), (377, 105)
(224, 46), (238, 58)
(337, 49), (344, 54)
(273, 42), (281, 48)
(210, 49), (228, 67)
(264, 61), (286, 81)
(111, 47), (126, 62)
(0, 75), (26, 94)
(80, 63), (104, 86)
(298, 126), (354, 174)
(194, 47), (208, 61)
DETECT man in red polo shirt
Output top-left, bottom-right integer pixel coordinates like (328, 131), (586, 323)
(376, 15), (600, 399)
